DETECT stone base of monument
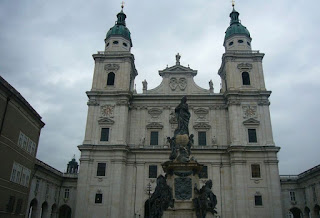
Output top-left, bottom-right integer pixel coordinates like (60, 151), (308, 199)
(161, 160), (204, 217)
(163, 208), (216, 218)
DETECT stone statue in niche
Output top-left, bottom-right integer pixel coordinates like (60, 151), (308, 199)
(193, 180), (217, 218)
(148, 175), (174, 218)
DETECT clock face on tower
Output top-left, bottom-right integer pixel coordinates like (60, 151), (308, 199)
(100, 105), (115, 118)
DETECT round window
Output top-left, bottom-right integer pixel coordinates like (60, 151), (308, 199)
(123, 42), (127, 47)
(106, 43), (110, 47)
(238, 40), (244, 43)
(247, 41), (251, 46)
(229, 41), (234, 46)
(113, 41), (119, 44)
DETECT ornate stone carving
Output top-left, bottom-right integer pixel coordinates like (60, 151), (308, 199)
(169, 77), (187, 91)
(169, 78), (178, 90)
(237, 63), (253, 70)
(193, 122), (211, 130)
(194, 108), (209, 121)
(242, 105), (257, 119)
(178, 78), (187, 90)
(175, 177), (192, 200)
(87, 99), (99, 106)
(169, 112), (178, 124)
(146, 122), (163, 129)
(98, 117), (115, 125)
(243, 118), (260, 125)
(258, 99), (270, 106)
(104, 63), (120, 72)
(100, 105), (115, 118)
(116, 99), (128, 106)
(227, 99), (241, 106)
(148, 108), (162, 118)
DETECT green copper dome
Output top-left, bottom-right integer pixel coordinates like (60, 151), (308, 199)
(105, 9), (132, 45)
(225, 8), (250, 40)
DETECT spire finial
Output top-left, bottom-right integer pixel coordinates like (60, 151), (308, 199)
(232, 0), (235, 8)
(121, 1), (125, 9)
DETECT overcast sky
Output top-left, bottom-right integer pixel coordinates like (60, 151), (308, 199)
(1, 0), (319, 174)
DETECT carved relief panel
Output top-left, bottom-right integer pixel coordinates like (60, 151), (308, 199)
(194, 108), (209, 122)
(242, 105), (257, 119)
(169, 77), (187, 91)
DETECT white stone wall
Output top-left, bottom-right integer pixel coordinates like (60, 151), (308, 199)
(27, 161), (77, 218)
(281, 165), (320, 218)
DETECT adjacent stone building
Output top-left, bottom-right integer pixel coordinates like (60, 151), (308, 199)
(280, 165), (320, 218)
(75, 6), (283, 218)
(27, 158), (78, 218)
(0, 76), (45, 217)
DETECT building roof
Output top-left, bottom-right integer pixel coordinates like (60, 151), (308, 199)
(0, 76), (45, 127)
(105, 9), (132, 45)
(225, 7), (250, 41)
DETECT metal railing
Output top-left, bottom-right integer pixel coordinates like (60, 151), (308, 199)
(225, 50), (260, 54)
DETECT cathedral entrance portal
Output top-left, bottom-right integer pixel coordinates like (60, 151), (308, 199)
(59, 205), (71, 218)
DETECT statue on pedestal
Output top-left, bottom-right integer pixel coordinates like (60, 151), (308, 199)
(148, 175), (174, 218)
(168, 96), (194, 162)
(193, 180), (217, 218)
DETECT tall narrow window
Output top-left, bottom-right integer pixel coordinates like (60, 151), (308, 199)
(35, 180), (40, 192)
(107, 72), (115, 86)
(290, 191), (296, 201)
(199, 166), (208, 179)
(95, 193), (103, 204)
(97, 163), (106, 176)
(150, 131), (159, 145)
(248, 129), (257, 143)
(100, 128), (109, 141)
(312, 185), (317, 201)
(254, 195), (263, 206)
(64, 188), (70, 199)
(198, 131), (207, 146)
(15, 199), (23, 214)
(242, 72), (250, 85)
(6, 196), (15, 213)
(149, 165), (157, 178)
(251, 164), (261, 178)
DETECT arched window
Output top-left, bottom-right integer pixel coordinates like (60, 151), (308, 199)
(242, 72), (250, 85)
(107, 72), (115, 86)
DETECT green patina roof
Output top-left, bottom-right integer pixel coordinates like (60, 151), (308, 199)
(225, 8), (250, 40)
(105, 9), (132, 45)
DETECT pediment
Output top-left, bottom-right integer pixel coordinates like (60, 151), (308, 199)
(159, 64), (197, 76)
(98, 117), (115, 125)
(146, 122), (163, 129)
(194, 108), (209, 115)
(243, 118), (260, 125)
(193, 122), (211, 129)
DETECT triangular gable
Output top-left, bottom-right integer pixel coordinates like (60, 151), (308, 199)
(159, 64), (197, 76)
(193, 122), (211, 129)
(98, 117), (115, 125)
(243, 118), (260, 125)
(146, 122), (163, 129)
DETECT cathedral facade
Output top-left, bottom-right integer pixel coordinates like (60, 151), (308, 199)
(75, 6), (283, 218)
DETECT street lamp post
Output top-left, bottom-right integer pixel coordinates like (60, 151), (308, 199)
(147, 183), (152, 218)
